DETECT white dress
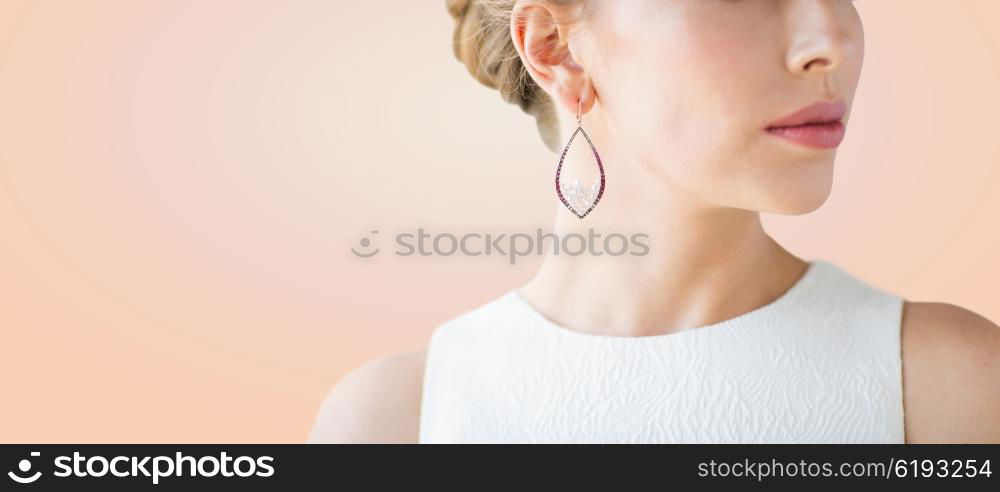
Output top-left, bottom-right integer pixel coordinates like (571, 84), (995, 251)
(418, 259), (906, 444)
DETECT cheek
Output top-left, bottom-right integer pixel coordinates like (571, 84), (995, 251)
(664, 15), (774, 146)
(596, 1), (686, 136)
(599, 14), (764, 181)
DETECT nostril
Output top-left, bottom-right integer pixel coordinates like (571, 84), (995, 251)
(804, 57), (833, 71)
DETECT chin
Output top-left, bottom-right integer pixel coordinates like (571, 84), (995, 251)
(759, 155), (836, 214)
(763, 180), (833, 215)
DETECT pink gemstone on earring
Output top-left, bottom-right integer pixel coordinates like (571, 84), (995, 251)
(555, 125), (606, 219)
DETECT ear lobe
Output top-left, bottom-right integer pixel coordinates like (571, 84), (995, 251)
(552, 77), (595, 121)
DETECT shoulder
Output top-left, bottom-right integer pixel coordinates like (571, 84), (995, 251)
(901, 300), (1000, 443)
(306, 348), (427, 444)
(304, 294), (514, 443)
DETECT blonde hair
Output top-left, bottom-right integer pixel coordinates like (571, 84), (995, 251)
(445, 0), (587, 153)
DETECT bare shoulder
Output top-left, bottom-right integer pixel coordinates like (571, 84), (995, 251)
(306, 348), (428, 444)
(901, 300), (1000, 443)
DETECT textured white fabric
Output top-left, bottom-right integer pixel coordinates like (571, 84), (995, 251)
(418, 259), (905, 444)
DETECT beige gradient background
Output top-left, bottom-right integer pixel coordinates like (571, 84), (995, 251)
(0, 0), (998, 443)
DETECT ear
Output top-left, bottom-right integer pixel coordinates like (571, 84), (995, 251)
(510, 1), (595, 117)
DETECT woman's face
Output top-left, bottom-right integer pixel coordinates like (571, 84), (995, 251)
(580, 0), (865, 214)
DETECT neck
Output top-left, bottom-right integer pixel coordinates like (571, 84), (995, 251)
(519, 173), (808, 337)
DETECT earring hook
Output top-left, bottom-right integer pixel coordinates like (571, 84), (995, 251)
(576, 97), (583, 127)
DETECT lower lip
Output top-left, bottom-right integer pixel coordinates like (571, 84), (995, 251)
(765, 121), (846, 149)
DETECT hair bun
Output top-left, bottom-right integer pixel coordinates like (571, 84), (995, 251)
(446, 0), (472, 18)
(444, 0), (561, 152)
(446, 0), (494, 89)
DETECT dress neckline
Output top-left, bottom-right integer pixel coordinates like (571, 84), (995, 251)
(508, 259), (828, 342)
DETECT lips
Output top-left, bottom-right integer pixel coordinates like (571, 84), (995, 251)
(765, 99), (848, 149)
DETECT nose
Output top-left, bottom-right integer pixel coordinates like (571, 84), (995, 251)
(785, 0), (854, 76)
